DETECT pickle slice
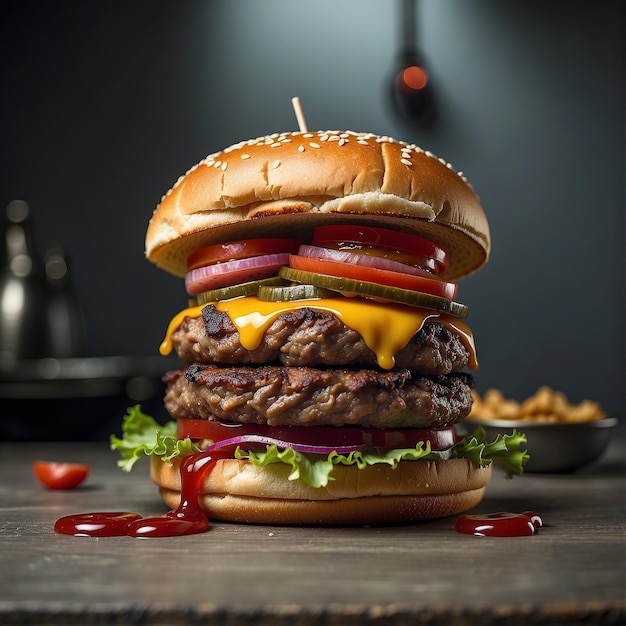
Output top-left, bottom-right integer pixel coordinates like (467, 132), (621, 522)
(194, 277), (287, 304)
(279, 267), (469, 318)
(258, 283), (336, 302)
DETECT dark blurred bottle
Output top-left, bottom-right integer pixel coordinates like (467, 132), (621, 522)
(0, 200), (47, 362)
(43, 244), (87, 357)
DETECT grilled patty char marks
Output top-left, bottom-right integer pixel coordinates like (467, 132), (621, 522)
(163, 366), (474, 429)
(169, 306), (470, 375)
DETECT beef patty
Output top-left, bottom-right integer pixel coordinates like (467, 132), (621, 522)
(163, 365), (473, 429)
(170, 305), (470, 375)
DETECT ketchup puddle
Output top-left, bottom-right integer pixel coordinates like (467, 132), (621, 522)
(54, 451), (230, 538)
(455, 511), (543, 537)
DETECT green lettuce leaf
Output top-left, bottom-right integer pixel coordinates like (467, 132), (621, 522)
(235, 445), (335, 488)
(452, 426), (529, 477)
(110, 406), (528, 486)
(110, 405), (199, 471)
(235, 441), (439, 488)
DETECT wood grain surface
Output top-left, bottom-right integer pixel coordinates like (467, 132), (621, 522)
(0, 435), (624, 625)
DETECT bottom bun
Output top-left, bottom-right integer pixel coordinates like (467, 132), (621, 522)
(150, 456), (492, 525)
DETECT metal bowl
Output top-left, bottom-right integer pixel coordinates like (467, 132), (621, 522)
(462, 416), (618, 473)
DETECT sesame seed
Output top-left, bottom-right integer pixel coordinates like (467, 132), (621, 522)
(270, 142), (281, 148)
(338, 138), (348, 146)
(309, 142), (320, 149)
(303, 133), (314, 138)
(241, 154), (251, 160)
(272, 160), (280, 168)
(298, 145), (305, 152)
(221, 162), (228, 171)
(401, 158), (412, 166)
(328, 135), (340, 142)
(214, 160), (222, 168)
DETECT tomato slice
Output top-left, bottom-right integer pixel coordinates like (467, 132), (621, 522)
(177, 418), (458, 452)
(186, 253), (291, 295)
(312, 225), (448, 274)
(288, 255), (458, 300)
(187, 238), (301, 271)
(33, 460), (90, 490)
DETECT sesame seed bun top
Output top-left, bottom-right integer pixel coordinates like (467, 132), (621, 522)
(145, 130), (490, 281)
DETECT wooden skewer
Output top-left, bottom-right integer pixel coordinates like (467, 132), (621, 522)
(291, 97), (308, 132)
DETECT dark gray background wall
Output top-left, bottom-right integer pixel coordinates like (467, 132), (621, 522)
(1, 1), (624, 417)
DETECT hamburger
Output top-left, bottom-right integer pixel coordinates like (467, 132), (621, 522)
(112, 128), (527, 527)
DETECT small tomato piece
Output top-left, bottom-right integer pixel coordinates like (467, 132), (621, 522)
(33, 460), (90, 490)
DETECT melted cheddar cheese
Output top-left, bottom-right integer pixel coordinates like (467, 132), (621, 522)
(160, 296), (477, 371)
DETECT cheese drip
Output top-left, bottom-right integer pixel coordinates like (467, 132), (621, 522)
(160, 296), (477, 371)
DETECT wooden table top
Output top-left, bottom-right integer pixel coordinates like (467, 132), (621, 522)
(0, 435), (624, 625)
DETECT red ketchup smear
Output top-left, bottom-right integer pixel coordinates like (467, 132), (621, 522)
(455, 511), (543, 537)
(54, 450), (230, 538)
(53, 512), (142, 536)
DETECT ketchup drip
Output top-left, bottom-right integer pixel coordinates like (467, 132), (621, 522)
(455, 511), (543, 537)
(54, 450), (230, 538)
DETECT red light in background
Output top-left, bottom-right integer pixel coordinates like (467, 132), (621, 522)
(399, 65), (428, 92)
